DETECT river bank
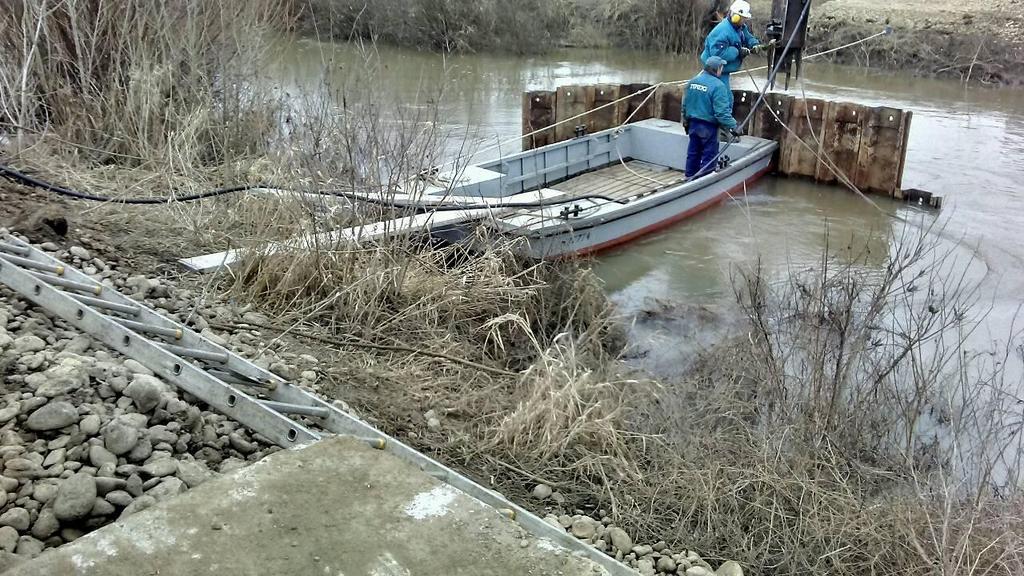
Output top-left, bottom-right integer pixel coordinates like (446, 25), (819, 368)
(2, 2), (1023, 574)
(294, 0), (1024, 85)
(808, 0), (1024, 85)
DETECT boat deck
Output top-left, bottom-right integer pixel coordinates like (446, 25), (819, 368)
(551, 160), (686, 201)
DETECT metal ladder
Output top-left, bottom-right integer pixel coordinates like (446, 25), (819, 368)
(0, 231), (637, 576)
(0, 231), (363, 447)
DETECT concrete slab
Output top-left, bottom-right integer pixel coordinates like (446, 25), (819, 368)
(9, 437), (616, 576)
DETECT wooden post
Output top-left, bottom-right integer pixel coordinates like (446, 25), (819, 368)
(854, 106), (907, 196)
(655, 85), (684, 122)
(815, 102), (865, 184)
(618, 83), (655, 125)
(555, 85), (595, 143)
(588, 84), (623, 134)
(779, 97), (828, 178)
(522, 90), (556, 150)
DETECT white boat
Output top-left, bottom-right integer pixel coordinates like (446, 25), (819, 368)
(182, 118), (778, 272)
(401, 118), (778, 258)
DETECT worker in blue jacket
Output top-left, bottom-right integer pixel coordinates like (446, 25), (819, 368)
(683, 56), (739, 179)
(700, 0), (766, 108)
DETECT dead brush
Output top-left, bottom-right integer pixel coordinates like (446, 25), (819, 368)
(0, 0), (288, 172)
(587, 0), (722, 54)
(229, 230), (616, 369)
(599, 221), (1024, 574)
(489, 332), (643, 478)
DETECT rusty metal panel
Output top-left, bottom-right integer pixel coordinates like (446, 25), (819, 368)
(816, 102), (865, 184)
(780, 98), (828, 178)
(656, 85), (684, 123)
(854, 106), (908, 196)
(588, 84), (623, 133)
(555, 85), (594, 142)
(618, 83), (655, 124)
(522, 90), (556, 150)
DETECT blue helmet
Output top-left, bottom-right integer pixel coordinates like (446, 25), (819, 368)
(705, 56), (727, 71)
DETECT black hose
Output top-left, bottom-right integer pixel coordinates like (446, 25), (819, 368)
(0, 163), (268, 204)
(0, 161), (621, 211)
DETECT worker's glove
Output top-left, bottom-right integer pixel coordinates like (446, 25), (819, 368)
(729, 128), (742, 142)
(750, 44), (766, 55)
(740, 47), (751, 58)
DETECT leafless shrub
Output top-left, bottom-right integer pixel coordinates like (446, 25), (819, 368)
(0, 0), (290, 167)
(300, 0), (572, 54)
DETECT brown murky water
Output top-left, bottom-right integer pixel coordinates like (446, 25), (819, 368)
(272, 40), (1024, 376)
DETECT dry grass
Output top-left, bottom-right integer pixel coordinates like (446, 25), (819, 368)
(577, 0), (724, 53)
(299, 0), (572, 54)
(0, 0), (289, 173)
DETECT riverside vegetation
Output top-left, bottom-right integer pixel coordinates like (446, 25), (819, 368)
(299, 0), (1024, 84)
(0, 1), (1023, 574)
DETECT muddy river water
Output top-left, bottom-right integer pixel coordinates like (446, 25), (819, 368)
(273, 40), (1024, 377)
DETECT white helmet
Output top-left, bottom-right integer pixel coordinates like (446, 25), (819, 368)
(729, 0), (753, 19)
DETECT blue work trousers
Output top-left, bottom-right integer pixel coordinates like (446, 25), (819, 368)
(685, 118), (720, 178)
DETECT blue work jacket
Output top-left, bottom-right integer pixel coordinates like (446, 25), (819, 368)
(700, 19), (760, 74)
(683, 71), (737, 129)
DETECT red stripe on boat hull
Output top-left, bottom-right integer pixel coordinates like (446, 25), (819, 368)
(563, 165), (773, 258)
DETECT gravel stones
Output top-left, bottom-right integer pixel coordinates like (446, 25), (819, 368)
(79, 414), (101, 436)
(29, 509), (59, 540)
(93, 477), (126, 495)
(148, 477), (186, 501)
(31, 482), (59, 504)
(28, 360), (89, 398)
(269, 362), (297, 380)
(122, 359), (153, 377)
(104, 491), (134, 507)
(128, 438), (153, 462)
(15, 536), (43, 558)
(119, 495), (156, 519)
(89, 445), (118, 468)
(0, 509), (29, 532)
(90, 498), (116, 517)
(103, 420), (139, 455)
(25, 402), (79, 431)
(633, 544), (654, 557)
(0, 459), (40, 480)
(0, 403), (19, 424)
(175, 460), (211, 488)
(53, 473), (97, 522)
(12, 335), (45, 354)
(69, 246), (91, 260)
(228, 433), (255, 455)
(532, 483), (553, 500)
(606, 526), (632, 552)
(141, 458), (178, 478)
(570, 517), (597, 540)
(124, 375), (164, 412)
(0, 527), (17, 553)
(657, 557), (678, 573)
